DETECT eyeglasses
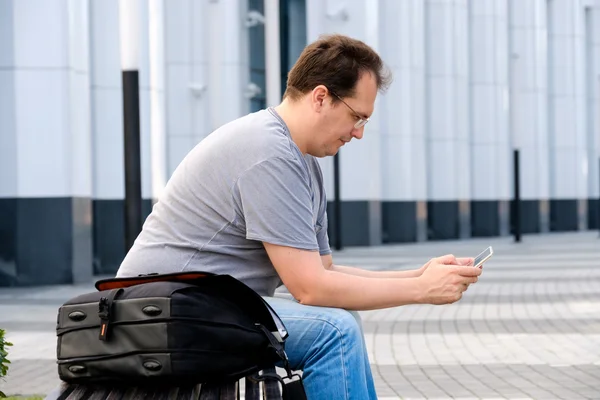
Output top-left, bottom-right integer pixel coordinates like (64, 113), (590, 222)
(330, 92), (370, 129)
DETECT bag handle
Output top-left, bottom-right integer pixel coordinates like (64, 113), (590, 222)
(95, 271), (215, 291)
(98, 288), (123, 341)
(95, 271), (289, 341)
(95, 271), (289, 343)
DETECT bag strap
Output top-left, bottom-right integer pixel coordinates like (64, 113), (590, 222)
(257, 324), (292, 376)
(214, 275), (289, 341)
(249, 369), (307, 400)
(260, 297), (288, 341)
(95, 271), (215, 291)
(98, 288), (123, 341)
(96, 272), (289, 342)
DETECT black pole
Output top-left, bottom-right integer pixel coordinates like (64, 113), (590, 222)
(333, 153), (342, 250)
(123, 70), (143, 251)
(598, 157), (600, 237)
(513, 149), (521, 242)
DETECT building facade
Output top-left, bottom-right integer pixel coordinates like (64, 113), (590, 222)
(1, 0), (599, 286)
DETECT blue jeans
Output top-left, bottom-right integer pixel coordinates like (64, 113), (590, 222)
(263, 296), (378, 399)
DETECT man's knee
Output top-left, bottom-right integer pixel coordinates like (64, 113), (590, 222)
(263, 297), (365, 348)
(347, 310), (364, 335)
(322, 308), (364, 344)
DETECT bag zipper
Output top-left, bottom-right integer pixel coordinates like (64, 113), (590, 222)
(57, 347), (258, 364)
(57, 317), (262, 336)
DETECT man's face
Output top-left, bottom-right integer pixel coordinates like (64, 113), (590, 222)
(307, 72), (378, 157)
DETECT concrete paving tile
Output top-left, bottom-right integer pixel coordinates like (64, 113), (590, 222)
(3, 233), (600, 397)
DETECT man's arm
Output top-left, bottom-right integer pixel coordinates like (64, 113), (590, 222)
(320, 254), (475, 279)
(320, 254), (425, 278)
(264, 243), (481, 311)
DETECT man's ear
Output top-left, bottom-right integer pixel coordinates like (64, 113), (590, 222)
(311, 85), (328, 111)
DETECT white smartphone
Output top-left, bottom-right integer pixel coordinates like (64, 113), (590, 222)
(473, 246), (493, 268)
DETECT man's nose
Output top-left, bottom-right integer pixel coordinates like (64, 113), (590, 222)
(352, 126), (365, 140)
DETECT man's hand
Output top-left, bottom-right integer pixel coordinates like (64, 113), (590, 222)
(456, 257), (475, 266)
(417, 254), (475, 275)
(417, 255), (481, 305)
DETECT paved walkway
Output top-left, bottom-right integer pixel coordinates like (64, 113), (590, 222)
(1, 232), (599, 399)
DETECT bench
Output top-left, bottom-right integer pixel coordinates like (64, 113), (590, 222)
(45, 367), (283, 400)
(47, 292), (299, 399)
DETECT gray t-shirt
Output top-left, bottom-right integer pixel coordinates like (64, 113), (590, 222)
(116, 108), (331, 296)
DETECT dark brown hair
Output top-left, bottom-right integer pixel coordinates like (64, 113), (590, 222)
(283, 34), (392, 102)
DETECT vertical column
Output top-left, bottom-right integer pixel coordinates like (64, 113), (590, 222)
(379, 0), (427, 243)
(91, 0), (166, 273)
(287, 0), (307, 68)
(0, 0), (17, 283)
(164, 0), (248, 178)
(307, 0), (383, 246)
(0, 0), (93, 286)
(576, 1), (593, 231)
(547, 0), (587, 231)
(305, 0), (331, 199)
(190, 0), (211, 143)
(119, 0), (143, 252)
(586, 5), (600, 229)
(138, 0), (155, 219)
(265, 0), (281, 107)
(137, 0), (167, 211)
(424, 0), (471, 240)
(89, 0), (126, 274)
(455, 0), (471, 239)
(281, 0), (308, 114)
(164, 0), (195, 177)
(469, 0), (511, 237)
(148, 0), (168, 202)
(247, 0), (267, 113)
(68, 0), (94, 283)
(212, 0), (250, 127)
(509, 0), (549, 233)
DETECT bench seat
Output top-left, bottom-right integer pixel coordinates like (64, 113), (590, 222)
(44, 368), (282, 400)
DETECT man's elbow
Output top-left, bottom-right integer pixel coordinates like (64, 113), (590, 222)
(295, 292), (321, 306)
(288, 285), (319, 306)
(287, 277), (326, 306)
(321, 254), (334, 270)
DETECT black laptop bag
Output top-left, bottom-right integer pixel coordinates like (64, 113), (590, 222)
(55, 272), (295, 388)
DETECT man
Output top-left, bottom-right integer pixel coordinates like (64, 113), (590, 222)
(117, 34), (482, 399)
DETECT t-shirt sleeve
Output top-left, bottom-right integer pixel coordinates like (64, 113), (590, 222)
(235, 157), (319, 251)
(316, 180), (331, 255)
(316, 212), (331, 256)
